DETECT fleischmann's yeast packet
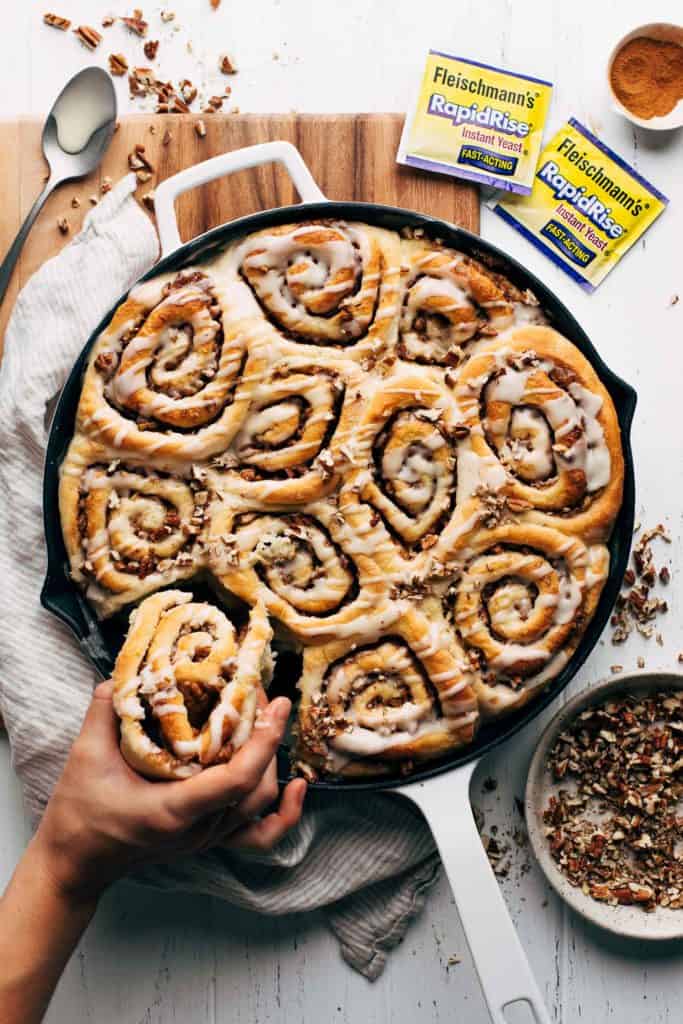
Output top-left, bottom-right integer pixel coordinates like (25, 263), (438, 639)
(494, 119), (668, 291)
(398, 50), (553, 194)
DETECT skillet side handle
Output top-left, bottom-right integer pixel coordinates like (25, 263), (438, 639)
(401, 764), (551, 1024)
(153, 140), (327, 257)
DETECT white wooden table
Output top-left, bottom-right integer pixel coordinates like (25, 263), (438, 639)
(2, 1), (682, 1020)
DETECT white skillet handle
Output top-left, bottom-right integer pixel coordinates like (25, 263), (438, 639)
(402, 763), (551, 1024)
(154, 140), (327, 257)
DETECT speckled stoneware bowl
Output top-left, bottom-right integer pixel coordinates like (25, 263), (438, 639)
(525, 671), (683, 941)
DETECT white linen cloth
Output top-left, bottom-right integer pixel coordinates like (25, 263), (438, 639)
(0, 176), (439, 979)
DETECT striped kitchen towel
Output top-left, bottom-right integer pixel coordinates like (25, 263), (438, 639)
(0, 174), (439, 980)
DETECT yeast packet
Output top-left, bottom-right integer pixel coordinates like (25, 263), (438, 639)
(494, 118), (668, 290)
(398, 50), (553, 195)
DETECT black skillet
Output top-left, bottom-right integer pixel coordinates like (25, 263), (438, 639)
(41, 142), (635, 1024)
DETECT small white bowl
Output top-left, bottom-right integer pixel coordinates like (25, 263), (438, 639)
(525, 672), (683, 941)
(607, 22), (683, 130)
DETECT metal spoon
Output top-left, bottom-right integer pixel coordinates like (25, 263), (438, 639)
(0, 67), (117, 306)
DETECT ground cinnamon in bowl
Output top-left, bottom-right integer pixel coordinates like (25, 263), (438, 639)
(610, 36), (683, 119)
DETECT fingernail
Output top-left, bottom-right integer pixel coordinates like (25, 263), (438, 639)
(268, 697), (291, 725)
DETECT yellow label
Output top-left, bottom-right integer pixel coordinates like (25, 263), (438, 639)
(495, 119), (668, 290)
(399, 51), (553, 194)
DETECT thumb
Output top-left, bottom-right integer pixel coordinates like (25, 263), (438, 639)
(80, 679), (119, 745)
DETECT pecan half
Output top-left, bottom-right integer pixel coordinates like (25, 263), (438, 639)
(74, 25), (102, 50)
(44, 13), (71, 30)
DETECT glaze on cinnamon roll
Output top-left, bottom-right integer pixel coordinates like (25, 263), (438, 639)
(60, 440), (207, 616)
(113, 591), (273, 779)
(208, 498), (399, 643)
(296, 608), (478, 777)
(238, 222), (401, 354)
(340, 375), (483, 579)
(399, 239), (546, 365)
(212, 351), (364, 505)
(454, 326), (624, 542)
(77, 268), (255, 464)
(446, 523), (609, 714)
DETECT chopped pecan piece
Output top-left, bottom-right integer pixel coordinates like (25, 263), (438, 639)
(44, 12), (71, 30)
(109, 53), (129, 76)
(74, 25), (102, 49)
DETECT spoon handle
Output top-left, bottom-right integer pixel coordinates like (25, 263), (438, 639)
(0, 178), (55, 310)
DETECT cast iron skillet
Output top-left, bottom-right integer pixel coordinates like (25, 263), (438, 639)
(41, 142), (635, 1024)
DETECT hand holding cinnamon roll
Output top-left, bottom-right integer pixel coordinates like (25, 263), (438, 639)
(113, 591), (274, 779)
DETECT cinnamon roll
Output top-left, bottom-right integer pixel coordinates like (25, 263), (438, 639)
(446, 523), (609, 714)
(237, 221), (401, 355)
(296, 607), (478, 777)
(211, 349), (364, 505)
(399, 239), (547, 365)
(454, 326), (624, 542)
(59, 219), (626, 781)
(339, 374), (481, 579)
(60, 440), (207, 616)
(113, 591), (273, 779)
(208, 498), (399, 642)
(77, 268), (256, 464)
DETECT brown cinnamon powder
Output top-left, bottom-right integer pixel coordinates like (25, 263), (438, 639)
(610, 36), (683, 119)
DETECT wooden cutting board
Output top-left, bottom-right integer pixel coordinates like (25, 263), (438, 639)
(0, 113), (479, 347)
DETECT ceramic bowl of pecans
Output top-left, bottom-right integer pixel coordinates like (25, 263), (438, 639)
(525, 672), (683, 940)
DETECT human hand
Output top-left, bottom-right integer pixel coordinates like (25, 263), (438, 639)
(32, 681), (306, 903)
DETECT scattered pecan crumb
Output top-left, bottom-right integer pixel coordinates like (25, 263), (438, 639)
(109, 53), (129, 76)
(543, 690), (683, 912)
(57, 217), (69, 235)
(122, 12), (148, 36)
(43, 12), (71, 30)
(637, 656), (645, 669)
(102, 16), (115, 28)
(144, 39), (159, 60)
(89, 195), (99, 206)
(74, 25), (102, 49)
(179, 79), (197, 104)
(160, 10), (175, 22)
(669, 294), (679, 307)
(70, 196), (80, 209)
(101, 177), (112, 195)
(219, 53), (237, 74)
(611, 523), (671, 646)
(162, 128), (172, 146)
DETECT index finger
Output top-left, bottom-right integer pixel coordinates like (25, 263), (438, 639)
(162, 696), (291, 823)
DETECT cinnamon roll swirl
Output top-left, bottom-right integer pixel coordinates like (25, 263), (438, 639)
(446, 523), (609, 714)
(77, 268), (255, 464)
(208, 498), (399, 642)
(399, 239), (547, 365)
(212, 351), (364, 505)
(238, 221), (401, 354)
(296, 608), (478, 777)
(60, 440), (207, 616)
(113, 591), (273, 779)
(454, 326), (624, 542)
